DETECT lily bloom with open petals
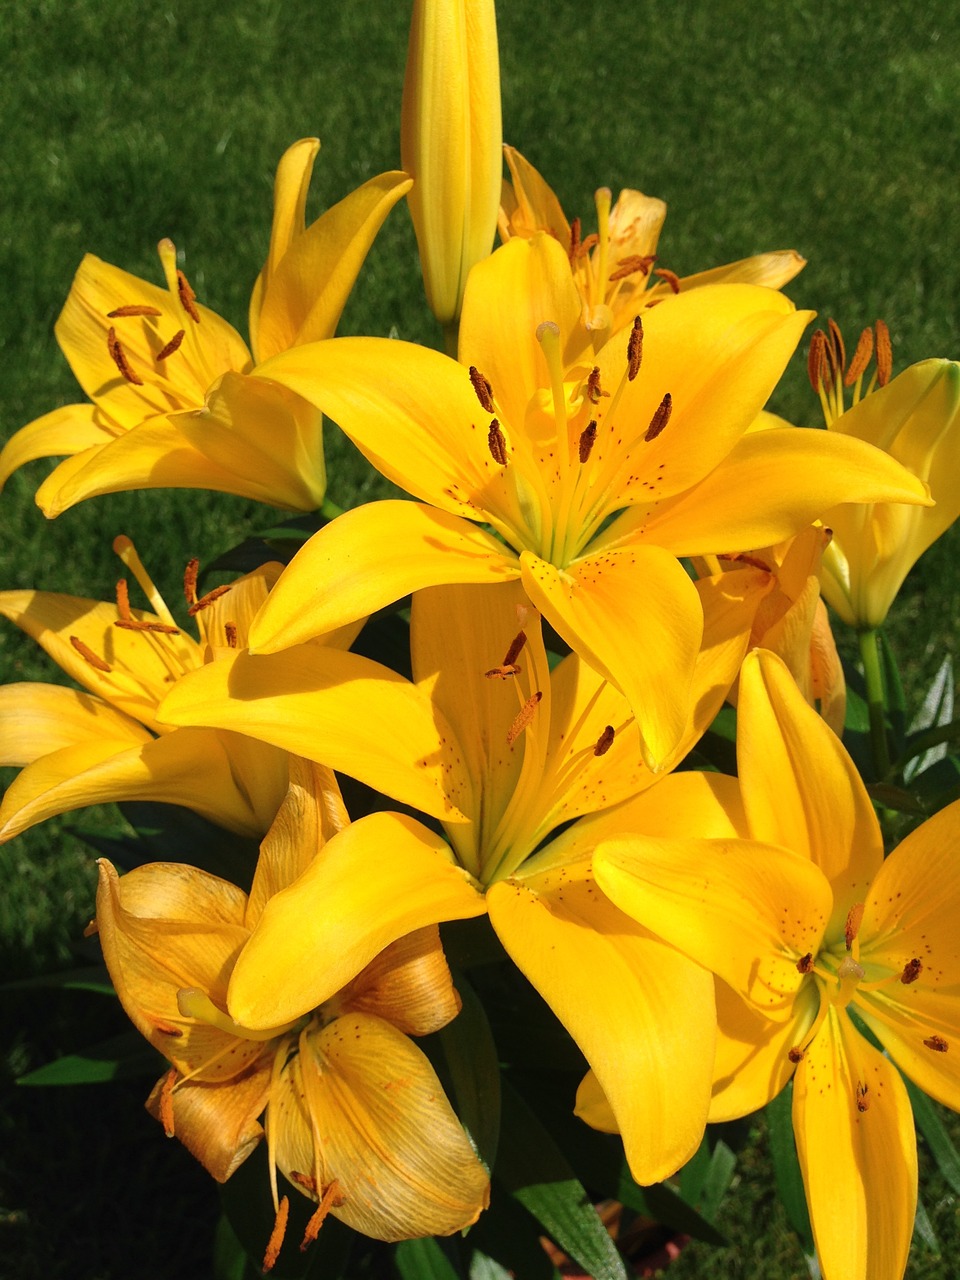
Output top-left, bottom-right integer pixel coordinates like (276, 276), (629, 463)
(93, 760), (489, 1264)
(0, 139), (411, 515)
(806, 322), (960, 629)
(159, 572), (770, 1183)
(0, 537), (355, 841)
(592, 650), (960, 1280)
(244, 231), (927, 766)
(498, 145), (806, 353)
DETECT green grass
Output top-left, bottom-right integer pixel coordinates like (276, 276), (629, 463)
(1, 0), (958, 1275)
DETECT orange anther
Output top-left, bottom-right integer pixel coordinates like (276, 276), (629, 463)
(585, 366), (604, 404)
(176, 269), (201, 323)
(106, 326), (143, 385)
(507, 690), (542, 746)
(156, 329), (186, 361)
(488, 419), (508, 466)
(69, 635), (112, 672)
(807, 329), (827, 393)
(827, 318), (846, 375)
(843, 326), (874, 386)
(645, 392), (672, 441)
(300, 1180), (345, 1251)
(107, 304), (163, 318)
(844, 902), (865, 950)
(224, 621), (239, 648)
(627, 316), (643, 381)
(187, 583), (233, 616)
(609, 254), (656, 282)
(875, 319), (892, 386)
(653, 267), (680, 294)
(183, 557), (200, 607)
(568, 216), (581, 262)
(469, 366), (495, 414)
(262, 1196), (290, 1273)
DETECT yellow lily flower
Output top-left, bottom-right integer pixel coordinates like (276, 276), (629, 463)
(93, 760), (489, 1264)
(499, 144), (807, 353)
(806, 321), (960, 628)
(159, 572), (770, 1183)
(0, 537), (356, 840)
(0, 140), (411, 515)
(402, 0), (502, 334)
(243, 232), (927, 767)
(593, 650), (960, 1280)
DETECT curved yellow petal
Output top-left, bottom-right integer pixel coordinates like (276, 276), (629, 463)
(487, 862), (714, 1183)
(227, 813), (486, 1029)
(499, 146), (570, 244)
(793, 1008), (917, 1280)
(677, 249), (806, 293)
(249, 501), (519, 653)
(0, 404), (107, 492)
(341, 927), (461, 1037)
(145, 1066), (269, 1182)
(0, 682), (150, 765)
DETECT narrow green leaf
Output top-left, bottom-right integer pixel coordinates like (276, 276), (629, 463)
(696, 1140), (737, 1222)
(765, 1085), (813, 1253)
(213, 1213), (250, 1280)
(879, 629), (907, 749)
(468, 1248), (514, 1280)
(912, 1193), (940, 1255)
(16, 1030), (159, 1085)
(905, 1076), (960, 1196)
(904, 656), (954, 782)
(394, 1237), (464, 1280)
(440, 971), (501, 1174)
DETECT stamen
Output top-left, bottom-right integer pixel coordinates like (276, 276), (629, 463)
(183, 557), (200, 607)
(263, 1196), (290, 1273)
(568, 216), (581, 262)
(594, 724), (615, 756)
(69, 635), (112, 672)
(924, 1035), (948, 1053)
(579, 420), (597, 463)
(188, 583), (233, 616)
(159, 1067), (177, 1137)
(154, 1021), (184, 1038)
(487, 419), (508, 466)
(626, 316), (643, 381)
(502, 631), (527, 668)
(224, 621), (239, 648)
(609, 254), (656, 282)
(469, 366), (495, 414)
(106, 327), (143, 386)
(844, 903), (865, 950)
(807, 329), (827, 392)
(177, 269), (201, 323)
(900, 958), (923, 984)
(507, 690), (542, 746)
(114, 577), (179, 634)
(653, 267), (681, 294)
(855, 1081), (870, 1113)
(585, 366), (604, 404)
(645, 393), (673, 442)
(788, 1047), (805, 1064)
(107, 304), (163, 318)
(796, 952), (814, 974)
(844, 327), (874, 386)
(875, 319), (892, 386)
(116, 578), (133, 621)
(575, 232), (599, 258)
(300, 1181), (345, 1251)
(827, 318), (846, 375)
(156, 329), (186, 361)
(485, 663), (520, 680)
(113, 536), (179, 628)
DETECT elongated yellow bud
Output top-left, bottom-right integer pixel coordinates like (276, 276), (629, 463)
(401, 0), (502, 335)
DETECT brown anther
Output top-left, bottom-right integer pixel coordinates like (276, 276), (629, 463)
(262, 1196), (290, 1273)
(796, 952), (814, 974)
(653, 267), (681, 294)
(488, 419), (508, 466)
(154, 1021), (184, 1038)
(855, 1081), (870, 1113)
(300, 1181), (345, 1251)
(70, 635), (112, 673)
(843, 326), (874, 386)
(469, 365), (495, 414)
(106, 326), (143, 385)
(155, 328), (186, 361)
(609, 254), (657, 282)
(719, 551), (771, 573)
(585, 366), (606, 405)
(183, 558), (200, 607)
(924, 1035), (949, 1053)
(579, 420), (598, 463)
(788, 1047), (805, 1064)
(289, 1171), (318, 1193)
(158, 1067), (177, 1137)
(844, 902), (865, 950)
(107, 304), (163, 318)
(187, 583), (233, 616)
(627, 316), (644, 381)
(485, 664), (521, 679)
(176, 269), (201, 323)
(224, 621), (239, 648)
(507, 690), (543, 746)
(502, 631), (527, 668)
(116, 577), (133, 621)
(644, 392), (673, 442)
(575, 232), (599, 259)
(593, 724), (615, 756)
(874, 319), (892, 386)
(568, 216), (581, 262)
(900, 958), (923, 984)
(807, 329), (827, 392)
(827, 318), (846, 375)
(115, 618), (181, 634)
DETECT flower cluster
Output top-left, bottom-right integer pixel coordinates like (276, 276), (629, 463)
(3, 3), (960, 1278)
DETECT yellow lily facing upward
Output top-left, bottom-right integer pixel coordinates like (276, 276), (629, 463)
(0, 140), (411, 515)
(245, 231), (928, 767)
(592, 650), (960, 1280)
(498, 145), (807, 355)
(93, 760), (489, 1268)
(159, 573), (770, 1184)
(0, 537), (355, 841)
(806, 322), (960, 629)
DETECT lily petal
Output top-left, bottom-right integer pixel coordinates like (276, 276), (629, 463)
(0, 404), (106, 491)
(145, 1066), (270, 1182)
(0, 682), (150, 765)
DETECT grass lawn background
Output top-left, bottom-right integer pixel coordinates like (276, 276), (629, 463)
(0, 0), (958, 1275)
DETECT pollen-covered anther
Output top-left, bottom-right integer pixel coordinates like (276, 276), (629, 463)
(609, 254), (657, 282)
(900, 957), (923, 984)
(568, 215), (581, 262)
(224, 622), (239, 648)
(855, 1081), (870, 1113)
(468, 365), (495, 414)
(262, 1196), (290, 1273)
(488, 419), (508, 466)
(177, 269), (201, 323)
(645, 392), (673, 442)
(502, 630), (527, 668)
(653, 267), (681, 294)
(788, 1047), (805, 1064)
(107, 304), (163, 318)
(584, 366), (606, 404)
(485, 663), (520, 679)
(579, 420), (598, 463)
(69, 635), (112, 672)
(807, 329), (827, 392)
(183, 558), (200, 607)
(843, 326), (874, 386)
(156, 329), (186, 361)
(301, 1180), (346, 1251)
(593, 724), (615, 757)
(844, 902), (865, 950)
(507, 690), (543, 746)
(827, 318), (846, 375)
(159, 1067), (177, 1137)
(875, 318), (892, 386)
(106, 326), (144, 386)
(796, 952), (814, 974)
(114, 577), (180, 634)
(188, 583), (233, 616)
(153, 1021), (184, 1038)
(574, 232), (599, 259)
(627, 316), (643, 380)
(924, 1034), (949, 1053)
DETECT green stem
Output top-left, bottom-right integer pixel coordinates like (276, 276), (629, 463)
(859, 627), (891, 778)
(319, 496), (345, 522)
(442, 318), (460, 359)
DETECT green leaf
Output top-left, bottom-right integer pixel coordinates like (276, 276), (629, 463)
(879, 629), (907, 749)
(912, 1193), (940, 1256)
(394, 1237), (465, 1280)
(904, 1076), (960, 1197)
(904, 656), (955, 781)
(16, 1029), (160, 1085)
(468, 1180), (559, 1279)
(440, 971), (502, 1174)
(497, 1081), (628, 1280)
(0, 964), (114, 997)
(467, 1248), (515, 1280)
(765, 1085), (814, 1253)
(213, 1213), (251, 1280)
